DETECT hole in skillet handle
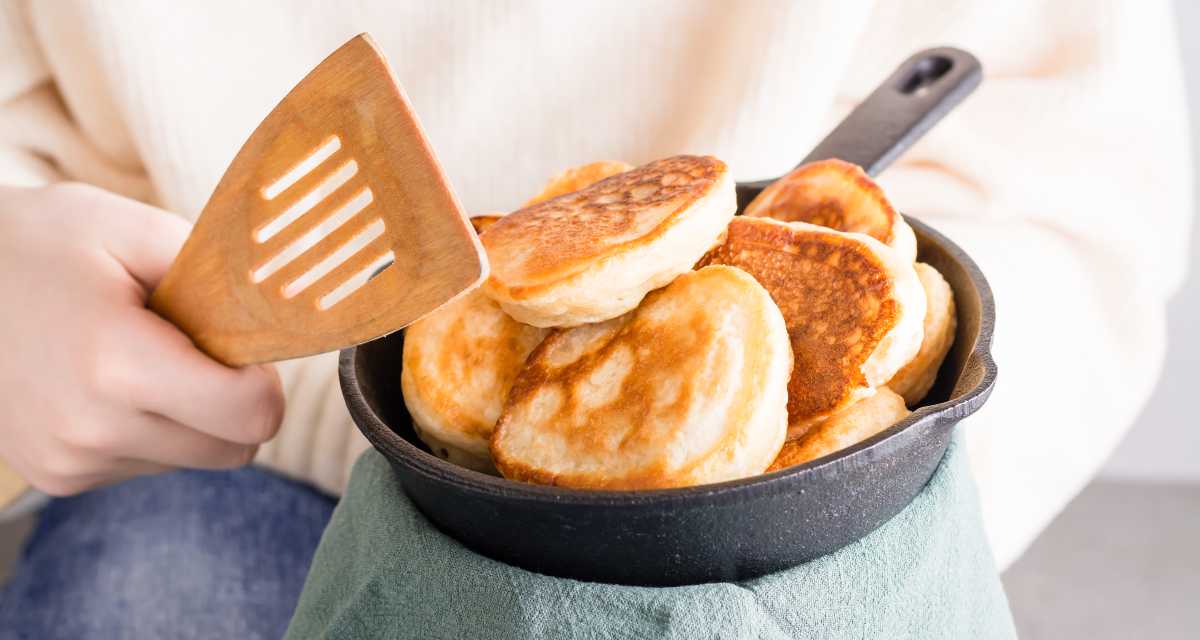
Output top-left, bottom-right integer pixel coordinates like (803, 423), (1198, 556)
(896, 55), (953, 95)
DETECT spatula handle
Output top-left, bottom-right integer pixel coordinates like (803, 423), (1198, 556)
(736, 47), (982, 210)
(147, 268), (232, 363)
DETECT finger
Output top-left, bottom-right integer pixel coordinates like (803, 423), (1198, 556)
(73, 460), (176, 493)
(116, 410), (259, 470)
(19, 452), (172, 497)
(105, 460), (176, 481)
(108, 310), (285, 446)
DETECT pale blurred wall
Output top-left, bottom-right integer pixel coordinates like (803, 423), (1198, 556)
(1102, 0), (1200, 482)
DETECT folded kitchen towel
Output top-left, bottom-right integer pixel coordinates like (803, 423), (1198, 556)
(285, 434), (1015, 639)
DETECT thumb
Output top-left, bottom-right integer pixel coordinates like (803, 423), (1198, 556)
(93, 188), (192, 291)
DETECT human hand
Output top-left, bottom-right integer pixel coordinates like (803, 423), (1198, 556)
(0, 183), (284, 496)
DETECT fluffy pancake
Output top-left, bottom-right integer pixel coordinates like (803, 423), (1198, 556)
(491, 265), (791, 489)
(744, 158), (917, 263)
(481, 155), (737, 327)
(401, 286), (549, 473)
(698, 216), (925, 439)
(524, 161), (634, 206)
(767, 387), (910, 471)
(887, 262), (957, 406)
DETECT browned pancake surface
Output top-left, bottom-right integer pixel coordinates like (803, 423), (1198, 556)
(482, 155), (726, 298)
(699, 217), (899, 433)
(744, 158), (897, 245)
(767, 387), (910, 471)
(491, 266), (789, 489)
(524, 161), (633, 206)
(402, 290), (548, 441)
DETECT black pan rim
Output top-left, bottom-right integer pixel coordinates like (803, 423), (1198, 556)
(341, 215), (996, 508)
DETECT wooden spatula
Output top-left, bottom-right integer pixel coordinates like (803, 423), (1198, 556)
(0, 34), (487, 507)
(152, 33), (486, 364)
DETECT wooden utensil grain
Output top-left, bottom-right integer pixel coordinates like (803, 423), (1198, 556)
(153, 33), (486, 365)
(0, 34), (487, 507)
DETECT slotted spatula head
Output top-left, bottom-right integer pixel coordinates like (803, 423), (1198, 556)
(148, 34), (487, 366)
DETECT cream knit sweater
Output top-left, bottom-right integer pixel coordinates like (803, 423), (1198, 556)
(0, 0), (1191, 570)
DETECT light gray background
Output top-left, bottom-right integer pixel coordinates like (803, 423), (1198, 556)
(1102, 1), (1200, 483)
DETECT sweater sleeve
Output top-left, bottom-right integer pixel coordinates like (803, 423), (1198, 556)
(0, 2), (151, 197)
(851, 0), (1193, 569)
(0, 0), (60, 187)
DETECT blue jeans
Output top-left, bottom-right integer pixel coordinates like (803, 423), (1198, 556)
(0, 467), (336, 639)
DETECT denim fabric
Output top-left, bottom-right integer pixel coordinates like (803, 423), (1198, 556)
(0, 467), (335, 639)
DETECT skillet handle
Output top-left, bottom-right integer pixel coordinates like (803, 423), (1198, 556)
(736, 47), (982, 209)
(805, 46), (981, 177)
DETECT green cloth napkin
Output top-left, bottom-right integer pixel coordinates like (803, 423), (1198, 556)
(286, 435), (1015, 639)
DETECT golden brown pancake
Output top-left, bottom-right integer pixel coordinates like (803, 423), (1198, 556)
(524, 161), (634, 206)
(491, 266), (791, 489)
(698, 217), (925, 439)
(744, 158), (916, 263)
(767, 387), (910, 471)
(481, 155), (736, 327)
(401, 288), (549, 474)
(887, 262), (957, 406)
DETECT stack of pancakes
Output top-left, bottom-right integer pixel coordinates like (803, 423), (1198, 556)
(401, 156), (957, 489)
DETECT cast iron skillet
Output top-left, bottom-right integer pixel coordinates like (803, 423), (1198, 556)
(340, 47), (993, 586)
